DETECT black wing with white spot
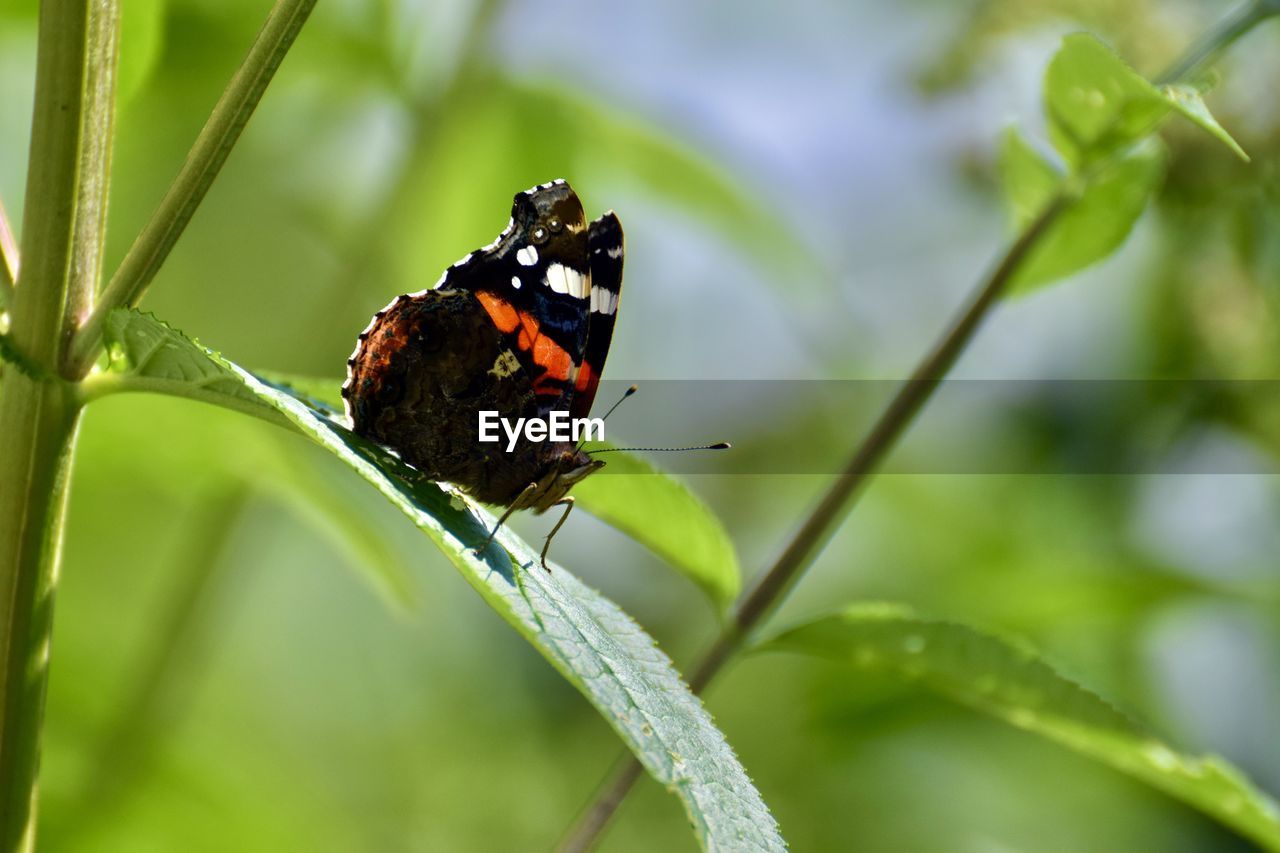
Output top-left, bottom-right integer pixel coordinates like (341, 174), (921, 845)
(571, 211), (624, 419)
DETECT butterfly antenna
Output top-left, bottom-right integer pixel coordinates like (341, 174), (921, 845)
(601, 384), (638, 422)
(577, 384), (638, 451)
(587, 442), (731, 454)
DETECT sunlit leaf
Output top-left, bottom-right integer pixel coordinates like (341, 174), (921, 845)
(1002, 132), (1166, 292)
(1044, 34), (1246, 164)
(252, 371), (344, 412)
(574, 443), (741, 608)
(100, 309), (284, 425)
(998, 127), (1061, 226)
(96, 309), (785, 852)
(1045, 33), (1169, 164)
(1159, 83), (1249, 162)
(758, 603), (1280, 851)
(1006, 35), (1248, 293)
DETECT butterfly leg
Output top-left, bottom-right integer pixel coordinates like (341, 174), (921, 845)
(474, 482), (537, 558)
(538, 497), (575, 572)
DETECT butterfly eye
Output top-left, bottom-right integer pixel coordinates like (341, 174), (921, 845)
(547, 217), (563, 233)
(531, 226), (549, 244)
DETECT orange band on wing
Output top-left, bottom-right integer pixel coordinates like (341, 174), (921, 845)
(475, 291), (520, 334)
(476, 296), (576, 395)
(518, 311), (540, 344)
(574, 361), (596, 393)
(533, 335), (573, 383)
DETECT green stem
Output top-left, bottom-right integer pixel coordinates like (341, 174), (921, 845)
(0, 389), (77, 853)
(0, 1), (118, 848)
(68, 0), (319, 377)
(558, 5), (1278, 849)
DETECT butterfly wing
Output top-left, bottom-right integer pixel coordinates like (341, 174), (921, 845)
(445, 180), (592, 418)
(570, 212), (624, 419)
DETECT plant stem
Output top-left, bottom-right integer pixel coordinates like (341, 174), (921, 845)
(68, 0), (319, 377)
(560, 8), (1280, 848)
(0, 1), (118, 848)
(0, 386), (77, 853)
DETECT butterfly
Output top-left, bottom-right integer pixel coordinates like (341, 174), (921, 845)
(342, 180), (623, 567)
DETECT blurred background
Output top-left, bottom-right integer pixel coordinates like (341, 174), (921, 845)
(2, 0), (1279, 849)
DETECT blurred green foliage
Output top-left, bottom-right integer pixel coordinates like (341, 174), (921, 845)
(1, 0), (1279, 850)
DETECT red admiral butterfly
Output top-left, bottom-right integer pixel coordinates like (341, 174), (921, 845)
(342, 180), (623, 566)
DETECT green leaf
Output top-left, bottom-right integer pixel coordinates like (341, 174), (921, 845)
(1043, 34), (1246, 164)
(1009, 34), (1248, 292)
(99, 309), (287, 426)
(758, 604), (1280, 851)
(573, 444), (741, 608)
(1045, 33), (1169, 164)
(998, 127), (1062, 229)
(1159, 83), (1249, 162)
(1002, 132), (1166, 293)
(95, 309), (784, 852)
(253, 372), (345, 412)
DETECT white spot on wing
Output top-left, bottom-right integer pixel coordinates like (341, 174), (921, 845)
(590, 286), (618, 314)
(545, 263), (587, 299)
(517, 246), (538, 266)
(607, 245), (623, 259)
(510, 275), (521, 290)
